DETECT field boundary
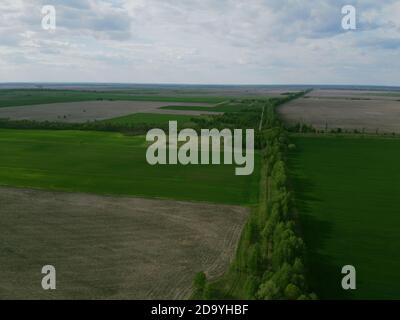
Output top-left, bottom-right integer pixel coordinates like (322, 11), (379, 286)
(192, 91), (316, 300)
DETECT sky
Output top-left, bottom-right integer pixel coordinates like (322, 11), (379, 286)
(0, 0), (399, 85)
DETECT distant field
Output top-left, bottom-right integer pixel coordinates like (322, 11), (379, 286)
(0, 100), (220, 123)
(0, 129), (259, 205)
(279, 97), (400, 133)
(288, 136), (400, 299)
(104, 113), (200, 125)
(0, 85), (301, 99)
(0, 187), (248, 299)
(161, 102), (260, 113)
(306, 89), (400, 101)
(0, 89), (226, 108)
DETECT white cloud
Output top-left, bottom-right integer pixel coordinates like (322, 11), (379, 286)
(0, 0), (398, 85)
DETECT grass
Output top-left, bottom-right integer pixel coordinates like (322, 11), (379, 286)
(365, 92), (400, 98)
(288, 135), (400, 299)
(103, 113), (200, 125)
(0, 129), (259, 205)
(160, 102), (259, 113)
(204, 159), (268, 299)
(0, 89), (226, 108)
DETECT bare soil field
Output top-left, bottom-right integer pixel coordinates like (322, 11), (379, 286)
(306, 89), (400, 101)
(0, 187), (248, 299)
(0, 100), (221, 123)
(279, 97), (400, 133)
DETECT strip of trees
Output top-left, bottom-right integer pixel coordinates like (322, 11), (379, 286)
(193, 94), (316, 300)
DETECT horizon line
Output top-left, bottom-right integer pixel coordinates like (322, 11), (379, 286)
(0, 82), (400, 89)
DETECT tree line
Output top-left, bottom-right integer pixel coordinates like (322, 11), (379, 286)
(193, 93), (316, 300)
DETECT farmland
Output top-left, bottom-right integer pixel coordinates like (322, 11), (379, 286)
(0, 129), (260, 205)
(0, 89), (226, 108)
(104, 113), (200, 125)
(4, 85), (400, 300)
(0, 100), (221, 123)
(160, 102), (256, 113)
(0, 187), (248, 299)
(305, 89), (400, 101)
(0, 87), (267, 300)
(288, 136), (400, 299)
(278, 88), (400, 134)
(2, 0), (400, 304)
(0, 87), (283, 300)
(279, 96), (400, 133)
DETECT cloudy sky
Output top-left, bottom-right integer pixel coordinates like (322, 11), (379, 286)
(0, 0), (399, 85)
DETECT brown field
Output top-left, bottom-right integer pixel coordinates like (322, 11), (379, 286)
(306, 89), (400, 101)
(0, 100), (221, 123)
(279, 95), (400, 133)
(0, 187), (248, 299)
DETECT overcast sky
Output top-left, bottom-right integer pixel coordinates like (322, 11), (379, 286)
(0, 0), (399, 85)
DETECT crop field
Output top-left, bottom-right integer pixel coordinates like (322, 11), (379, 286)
(0, 129), (259, 205)
(306, 89), (400, 101)
(279, 96), (400, 133)
(104, 113), (201, 125)
(0, 86), (300, 102)
(160, 102), (254, 113)
(0, 187), (248, 299)
(288, 136), (400, 299)
(0, 100), (221, 123)
(0, 89), (225, 108)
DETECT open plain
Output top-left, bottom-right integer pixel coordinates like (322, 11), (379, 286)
(279, 95), (400, 133)
(0, 100), (221, 123)
(305, 89), (400, 101)
(288, 136), (400, 299)
(0, 187), (249, 299)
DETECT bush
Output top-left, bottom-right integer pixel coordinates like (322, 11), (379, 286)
(193, 272), (207, 298)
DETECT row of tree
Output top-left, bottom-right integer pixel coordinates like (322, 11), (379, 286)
(288, 122), (399, 136)
(255, 124), (316, 299)
(0, 118), (161, 135)
(193, 93), (316, 300)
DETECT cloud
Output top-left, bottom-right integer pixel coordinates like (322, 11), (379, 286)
(0, 0), (399, 85)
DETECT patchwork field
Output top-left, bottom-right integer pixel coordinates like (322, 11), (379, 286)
(2, 85), (400, 300)
(288, 136), (400, 299)
(0, 187), (248, 299)
(0, 129), (259, 205)
(0, 89), (264, 300)
(0, 86), (300, 104)
(0, 100), (221, 123)
(279, 97), (400, 133)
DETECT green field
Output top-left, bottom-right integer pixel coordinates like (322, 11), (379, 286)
(0, 90), (225, 108)
(104, 113), (200, 125)
(160, 103), (257, 113)
(0, 129), (259, 205)
(288, 136), (400, 299)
